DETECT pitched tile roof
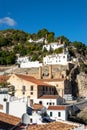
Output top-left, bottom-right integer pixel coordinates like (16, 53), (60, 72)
(39, 95), (60, 99)
(11, 120), (82, 130)
(31, 104), (44, 110)
(40, 78), (64, 82)
(48, 105), (66, 110)
(0, 112), (21, 126)
(28, 121), (79, 130)
(15, 74), (54, 87)
(0, 75), (9, 83)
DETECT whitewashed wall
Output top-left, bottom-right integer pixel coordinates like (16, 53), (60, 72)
(43, 43), (64, 51)
(0, 94), (10, 104)
(43, 53), (70, 65)
(30, 112), (42, 124)
(47, 109), (66, 120)
(33, 98), (57, 108)
(8, 101), (26, 118)
(20, 61), (42, 68)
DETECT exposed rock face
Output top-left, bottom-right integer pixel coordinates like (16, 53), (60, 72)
(77, 72), (87, 97)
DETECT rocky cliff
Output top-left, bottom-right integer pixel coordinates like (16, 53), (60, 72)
(77, 72), (87, 97)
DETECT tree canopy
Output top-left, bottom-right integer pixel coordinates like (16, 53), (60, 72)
(0, 28), (86, 65)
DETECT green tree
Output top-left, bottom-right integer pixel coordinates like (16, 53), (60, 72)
(31, 53), (38, 61)
(72, 41), (86, 55)
(6, 53), (15, 65)
(56, 35), (70, 46)
(54, 47), (63, 54)
(0, 37), (9, 47)
(37, 28), (48, 38)
(47, 32), (54, 43)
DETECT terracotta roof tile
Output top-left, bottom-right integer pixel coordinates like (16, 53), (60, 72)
(0, 112), (21, 125)
(0, 75), (9, 83)
(28, 121), (79, 130)
(39, 95), (59, 99)
(48, 105), (66, 110)
(31, 104), (44, 110)
(40, 78), (64, 82)
(15, 74), (54, 87)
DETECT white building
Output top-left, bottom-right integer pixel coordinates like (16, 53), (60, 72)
(16, 56), (42, 68)
(0, 96), (27, 118)
(16, 56), (30, 64)
(28, 104), (47, 124)
(20, 61), (42, 68)
(43, 53), (70, 65)
(47, 105), (69, 121)
(28, 37), (47, 44)
(33, 95), (64, 108)
(43, 42), (64, 51)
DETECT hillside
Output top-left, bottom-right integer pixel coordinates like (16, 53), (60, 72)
(0, 28), (87, 73)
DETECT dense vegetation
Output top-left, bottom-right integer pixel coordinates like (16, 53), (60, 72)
(0, 28), (87, 72)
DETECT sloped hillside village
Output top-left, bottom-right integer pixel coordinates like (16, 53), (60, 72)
(0, 29), (87, 130)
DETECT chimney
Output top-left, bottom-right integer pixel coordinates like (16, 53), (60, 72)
(39, 67), (42, 79)
(49, 65), (52, 79)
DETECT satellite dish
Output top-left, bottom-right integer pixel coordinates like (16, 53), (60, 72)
(21, 113), (30, 125)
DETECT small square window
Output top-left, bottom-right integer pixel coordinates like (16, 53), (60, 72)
(50, 102), (52, 105)
(30, 92), (33, 95)
(22, 91), (25, 95)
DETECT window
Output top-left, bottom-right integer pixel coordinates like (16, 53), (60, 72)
(46, 87), (48, 91)
(30, 92), (33, 95)
(22, 86), (26, 95)
(50, 102), (52, 105)
(30, 85), (33, 91)
(50, 112), (52, 117)
(22, 86), (26, 91)
(58, 112), (61, 117)
(30, 118), (32, 123)
(22, 91), (25, 95)
(43, 87), (45, 91)
(39, 101), (42, 105)
(53, 103), (54, 105)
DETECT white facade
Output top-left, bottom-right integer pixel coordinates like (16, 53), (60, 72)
(47, 106), (69, 121)
(0, 94), (11, 104)
(47, 109), (66, 120)
(6, 101), (26, 118)
(43, 53), (70, 65)
(16, 56), (42, 68)
(20, 61), (42, 68)
(0, 96), (27, 118)
(16, 56), (30, 64)
(29, 112), (42, 124)
(43, 42), (64, 51)
(33, 97), (63, 108)
(34, 98), (57, 108)
(28, 38), (47, 44)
